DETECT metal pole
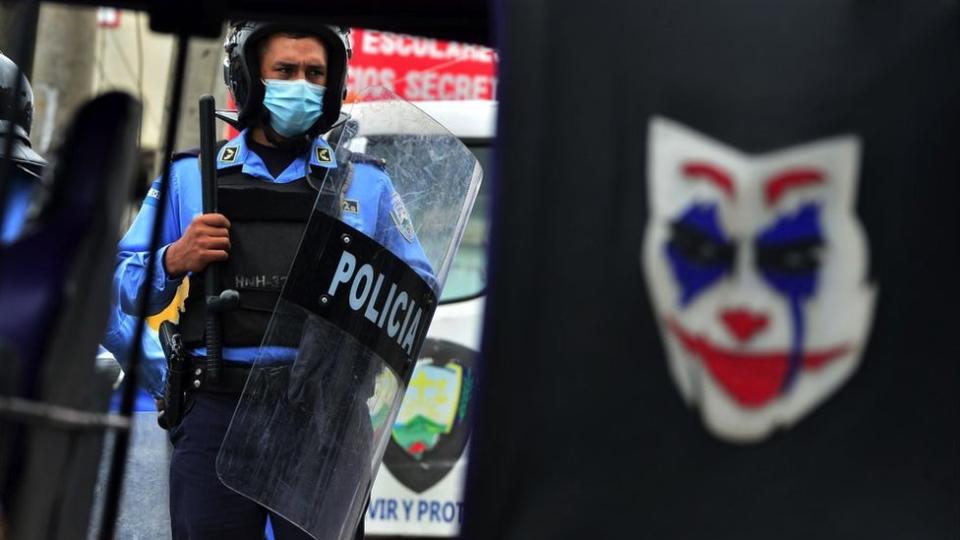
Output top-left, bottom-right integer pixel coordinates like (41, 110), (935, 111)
(97, 33), (190, 540)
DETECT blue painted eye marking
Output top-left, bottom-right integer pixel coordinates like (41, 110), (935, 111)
(755, 203), (824, 299)
(755, 202), (825, 391)
(664, 204), (735, 307)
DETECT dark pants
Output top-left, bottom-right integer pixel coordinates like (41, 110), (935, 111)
(169, 392), (365, 539)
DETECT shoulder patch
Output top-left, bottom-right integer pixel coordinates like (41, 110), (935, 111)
(144, 180), (163, 207)
(220, 146), (239, 163)
(316, 146), (333, 163)
(342, 199), (360, 214)
(390, 191), (416, 243)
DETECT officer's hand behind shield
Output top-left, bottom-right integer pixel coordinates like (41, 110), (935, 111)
(163, 212), (231, 277)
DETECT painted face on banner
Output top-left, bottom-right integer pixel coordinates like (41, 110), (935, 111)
(641, 117), (877, 443)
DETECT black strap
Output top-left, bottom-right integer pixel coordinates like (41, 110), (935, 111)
(185, 357), (252, 395)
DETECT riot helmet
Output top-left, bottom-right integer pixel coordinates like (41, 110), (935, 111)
(223, 21), (351, 136)
(0, 51), (45, 170)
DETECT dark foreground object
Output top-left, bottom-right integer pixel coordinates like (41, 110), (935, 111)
(465, 1), (959, 539)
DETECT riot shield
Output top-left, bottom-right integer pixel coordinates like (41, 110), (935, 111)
(216, 87), (482, 539)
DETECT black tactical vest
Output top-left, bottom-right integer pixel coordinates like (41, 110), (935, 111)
(178, 164), (318, 349)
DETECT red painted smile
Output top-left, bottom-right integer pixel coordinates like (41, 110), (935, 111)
(666, 319), (849, 408)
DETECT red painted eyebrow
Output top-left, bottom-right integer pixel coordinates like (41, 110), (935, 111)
(681, 162), (735, 199)
(765, 168), (824, 206)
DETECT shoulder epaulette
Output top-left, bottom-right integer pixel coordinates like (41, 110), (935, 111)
(171, 147), (200, 162)
(171, 139), (229, 163)
(349, 152), (387, 171)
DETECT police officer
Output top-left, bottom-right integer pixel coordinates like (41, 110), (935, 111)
(114, 21), (431, 539)
(0, 51), (45, 244)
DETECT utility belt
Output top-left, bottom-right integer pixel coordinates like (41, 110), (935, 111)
(157, 320), (259, 430)
(182, 356), (252, 396)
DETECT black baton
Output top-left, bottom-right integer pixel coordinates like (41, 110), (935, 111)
(199, 95), (223, 382)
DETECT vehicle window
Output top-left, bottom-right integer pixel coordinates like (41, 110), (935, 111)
(439, 142), (491, 302)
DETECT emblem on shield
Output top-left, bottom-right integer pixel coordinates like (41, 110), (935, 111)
(641, 116), (877, 443)
(383, 338), (477, 493)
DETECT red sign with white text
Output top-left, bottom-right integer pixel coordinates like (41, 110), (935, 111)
(347, 29), (498, 101)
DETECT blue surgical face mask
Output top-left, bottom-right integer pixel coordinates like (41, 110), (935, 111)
(261, 78), (326, 137)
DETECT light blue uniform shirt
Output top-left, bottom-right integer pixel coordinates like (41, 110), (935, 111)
(99, 308), (167, 398)
(114, 129), (434, 364)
